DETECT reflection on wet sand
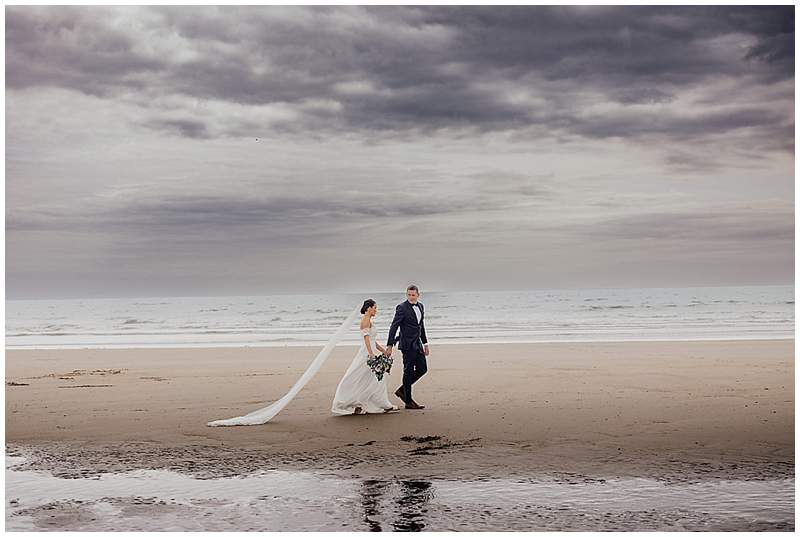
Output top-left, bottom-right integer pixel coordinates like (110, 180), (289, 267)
(360, 479), (388, 531)
(359, 479), (434, 531)
(394, 480), (434, 531)
(6, 453), (794, 531)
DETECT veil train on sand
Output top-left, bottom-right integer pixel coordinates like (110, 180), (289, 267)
(206, 306), (361, 427)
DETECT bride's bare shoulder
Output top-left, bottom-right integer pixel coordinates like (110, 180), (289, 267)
(360, 314), (371, 329)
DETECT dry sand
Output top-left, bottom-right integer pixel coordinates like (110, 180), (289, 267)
(5, 340), (794, 481)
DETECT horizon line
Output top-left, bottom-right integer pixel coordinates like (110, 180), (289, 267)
(5, 282), (795, 301)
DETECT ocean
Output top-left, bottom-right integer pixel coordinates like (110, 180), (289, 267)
(5, 285), (793, 349)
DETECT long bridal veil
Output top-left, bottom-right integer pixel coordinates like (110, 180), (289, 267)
(207, 305), (361, 427)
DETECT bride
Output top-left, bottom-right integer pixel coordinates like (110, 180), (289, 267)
(207, 299), (395, 427)
(331, 299), (398, 415)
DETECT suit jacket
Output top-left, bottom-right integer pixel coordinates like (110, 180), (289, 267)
(386, 300), (427, 352)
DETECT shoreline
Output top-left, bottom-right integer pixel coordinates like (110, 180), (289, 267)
(5, 335), (795, 351)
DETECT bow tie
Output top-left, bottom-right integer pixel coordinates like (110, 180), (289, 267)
(410, 303), (420, 308)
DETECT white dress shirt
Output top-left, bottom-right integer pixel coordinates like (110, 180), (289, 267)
(410, 302), (422, 324)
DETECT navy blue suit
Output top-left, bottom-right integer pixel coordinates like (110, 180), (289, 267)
(387, 300), (428, 403)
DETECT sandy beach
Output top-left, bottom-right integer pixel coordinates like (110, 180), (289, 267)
(5, 339), (794, 483)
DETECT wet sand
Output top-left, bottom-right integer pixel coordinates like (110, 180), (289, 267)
(6, 453), (794, 531)
(5, 340), (794, 482)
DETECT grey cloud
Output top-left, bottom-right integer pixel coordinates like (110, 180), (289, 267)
(565, 204), (794, 245)
(744, 32), (795, 85)
(6, 5), (793, 146)
(421, 5), (793, 84)
(6, 7), (164, 96)
(663, 151), (726, 174)
(571, 106), (788, 141)
(145, 119), (210, 139)
(5, 6), (794, 298)
(7, 177), (551, 235)
(467, 171), (554, 199)
(613, 88), (675, 105)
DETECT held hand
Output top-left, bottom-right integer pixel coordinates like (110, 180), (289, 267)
(423, 344), (430, 357)
(385, 346), (393, 357)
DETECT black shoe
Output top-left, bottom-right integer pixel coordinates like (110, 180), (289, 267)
(405, 401), (425, 410)
(394, 387), (407, 403)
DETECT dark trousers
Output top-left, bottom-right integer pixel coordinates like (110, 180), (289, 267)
(401, 346), (427, 403)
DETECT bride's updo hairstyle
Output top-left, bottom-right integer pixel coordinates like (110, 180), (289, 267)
(360, 299), (376, 314)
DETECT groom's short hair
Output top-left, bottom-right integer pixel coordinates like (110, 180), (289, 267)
(407, 284), (419, 293)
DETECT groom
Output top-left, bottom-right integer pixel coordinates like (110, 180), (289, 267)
(386, 284), (429, 410)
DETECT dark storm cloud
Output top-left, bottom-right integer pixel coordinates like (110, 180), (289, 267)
(426, 5), (794, 78)
(5, 7), (164, 96)
(6, 5), (794, 143)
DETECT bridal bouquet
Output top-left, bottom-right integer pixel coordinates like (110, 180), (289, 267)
(367, 353), (393, 381)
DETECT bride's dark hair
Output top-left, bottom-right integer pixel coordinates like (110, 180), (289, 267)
(360, 299), (376, 314)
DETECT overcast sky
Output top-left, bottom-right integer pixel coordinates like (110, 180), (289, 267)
(6, 5), (795, 299)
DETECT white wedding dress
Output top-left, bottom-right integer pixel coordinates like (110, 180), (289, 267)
(207, 306), (362, 427)
(206, 307), (394, 427)
(331, 321), (396, 415)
